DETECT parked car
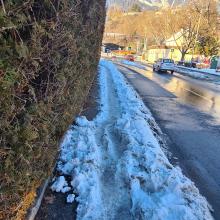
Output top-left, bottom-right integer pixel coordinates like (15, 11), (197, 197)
(177, 59), (210, 69)
(177, 61), (185, 66)
(124, 54), (135, 62)
(183, 61), (197, 68)
(153, 58), (175, 74)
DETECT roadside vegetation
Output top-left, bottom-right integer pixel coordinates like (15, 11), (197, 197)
(0, 0), (106, 219)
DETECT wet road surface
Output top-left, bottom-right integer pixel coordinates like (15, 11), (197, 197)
(116, 63), (220, 219)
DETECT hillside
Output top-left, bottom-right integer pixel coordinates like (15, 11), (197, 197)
(104, 10), (165, 46)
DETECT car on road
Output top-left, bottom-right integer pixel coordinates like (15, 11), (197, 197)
(124, 54), (135, 62)
(153, 58), (175, 74)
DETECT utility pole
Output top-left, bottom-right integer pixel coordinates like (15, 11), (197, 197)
(143, 27), (148, 52)
(142, 27), (148, 61)
(136, 40), (140, 54)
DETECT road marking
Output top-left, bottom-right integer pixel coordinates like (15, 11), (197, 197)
(183, 88), (212, 103)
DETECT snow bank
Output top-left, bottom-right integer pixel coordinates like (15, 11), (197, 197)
(175, 66), (209, 79)
(176, 66), (220, 77)
(198, 68), (220, 76)
(51, 64), (111, 219)
(51, 59), (213, 220)
(54, 117), (103, 219)
(103, 60), (213, 219)
(175, 66), (220, 81)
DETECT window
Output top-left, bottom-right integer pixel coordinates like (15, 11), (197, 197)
(163, 59), (174, 63)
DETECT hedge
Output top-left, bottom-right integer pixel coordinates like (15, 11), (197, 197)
(0, 0), (106, 219)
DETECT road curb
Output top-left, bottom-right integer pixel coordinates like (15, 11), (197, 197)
(26, 178), (50, 220)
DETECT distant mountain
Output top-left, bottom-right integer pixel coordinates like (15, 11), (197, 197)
(107, 0), (186, 10)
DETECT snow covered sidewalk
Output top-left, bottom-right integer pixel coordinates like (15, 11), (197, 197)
(175, 66), (220, 80)
(51, 60), (213, 220)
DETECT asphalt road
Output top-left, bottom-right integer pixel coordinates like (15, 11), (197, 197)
(116, 62), (220, 219)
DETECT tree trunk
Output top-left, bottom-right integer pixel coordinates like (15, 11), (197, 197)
(181, 51), (187, 61)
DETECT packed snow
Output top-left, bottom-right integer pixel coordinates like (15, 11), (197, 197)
(51, 59), (213, 219)
(51, 176), (71, 193)
(67, 194), (75, 203)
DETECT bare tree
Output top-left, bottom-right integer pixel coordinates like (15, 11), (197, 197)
(166, 0), (218, 60)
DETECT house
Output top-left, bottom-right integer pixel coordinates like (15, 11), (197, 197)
(144, 31), (196, 62)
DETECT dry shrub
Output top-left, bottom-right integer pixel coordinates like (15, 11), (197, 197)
(0, 0), (106, 219)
